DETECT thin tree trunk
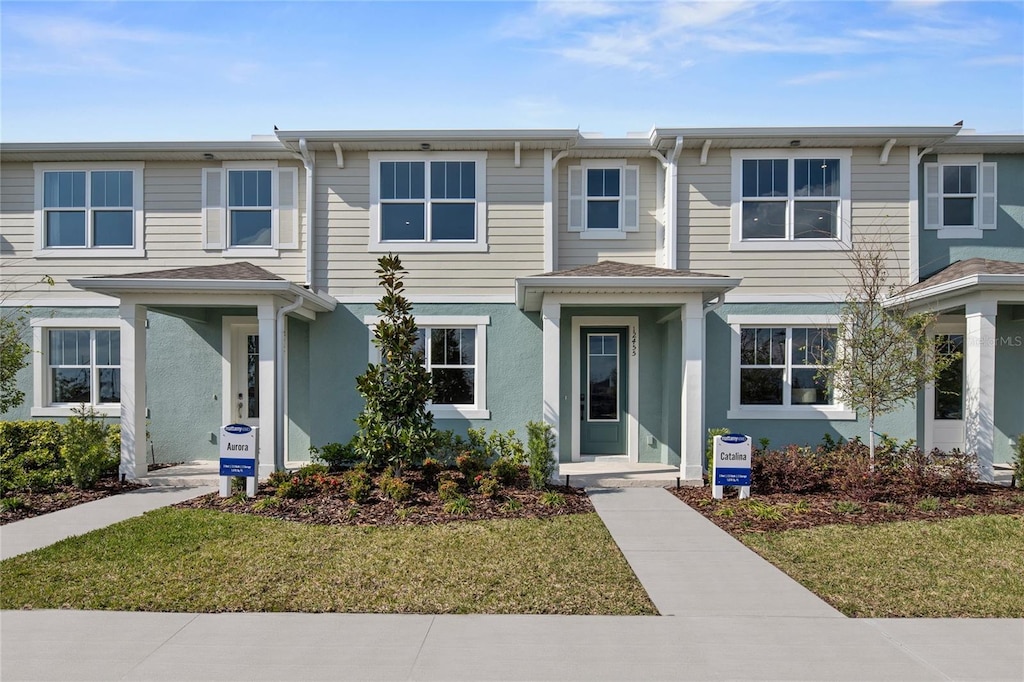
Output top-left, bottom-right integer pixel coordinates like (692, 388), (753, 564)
(868, 413), (876, 472)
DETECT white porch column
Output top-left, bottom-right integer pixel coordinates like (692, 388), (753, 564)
(681, 295), (705, 482)
(119, 302), (147, 480)
(258, 303), (277, 476)
(541, 300), (561, 473)
(964, 300), (997, 482)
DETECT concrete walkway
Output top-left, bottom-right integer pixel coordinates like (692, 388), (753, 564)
(2, 486), (1022, 680)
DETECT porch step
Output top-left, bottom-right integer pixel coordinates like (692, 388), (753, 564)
(558, 456), (698, 489)
(138, 461), (220, 488)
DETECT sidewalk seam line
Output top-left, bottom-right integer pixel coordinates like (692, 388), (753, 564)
(117, 613), (201, 681)
(408, 614), (436, 680)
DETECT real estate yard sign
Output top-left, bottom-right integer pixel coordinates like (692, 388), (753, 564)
(219, 424), (258, 498)
(713, 433), (751, 500)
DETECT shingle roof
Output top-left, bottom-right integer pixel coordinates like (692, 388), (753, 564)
(905, 258), (1024, 294)
(534, 261), (729, 279)
(91, 262), (285, 281)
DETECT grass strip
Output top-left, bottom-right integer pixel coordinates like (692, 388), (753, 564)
(0, 508), (656, 615)
(742, 514), (1024, 617)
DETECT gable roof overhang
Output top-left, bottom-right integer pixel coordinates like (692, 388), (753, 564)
(68, 262), (336, 320)
(515, 261), (740, 311)
(886, 259), (1024, 312)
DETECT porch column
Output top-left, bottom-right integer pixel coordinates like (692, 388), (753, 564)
(541, 300), (561, 474)
(119, 302), (147, 480)
(680, 295), (704, 482)
(964, 300), (997, 482)
(258, 302), (277, 476)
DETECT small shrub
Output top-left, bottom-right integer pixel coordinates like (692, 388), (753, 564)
(379, 473), (413, 503)
(752, 445), (828, 495)
(500, 498), (523, 513)
(744, 500), (783, 521)
(310, 440), (360, 470)
(420, 457), (443, 486)
(437, 477), (460, 502)
(705, 427), (730, 480)
(526, 421), (556, 490)
(443, 496), (473, 515)
(455, 451), (485, 479)
(833, 500), (863, 514)
(1, 496), (26, 512)
(396, 508), (412, 520)
(791, 499), (811, 513)
(343, 465), (373, 504)
(539, 491), (565, 507)
(880, 502), (906, 515)
(252, 497), (281, 511)
(1012, 434), (1024, 489)
(477, 475), (501, 499)
(713, 506), (735, 518)
(758, 437), (770, 451)
(432, 430), (468, 467)
(61, 406), (117, 489)
(917, 496), (940, 511)
(489, 457), (520, 486)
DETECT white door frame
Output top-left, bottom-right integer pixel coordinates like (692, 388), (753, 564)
(570, 316), (639, 463)
(924, 320), (966, 453)
(222, 316), (260, 428)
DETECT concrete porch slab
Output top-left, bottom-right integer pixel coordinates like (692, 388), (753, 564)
(558, 455), (696, 488)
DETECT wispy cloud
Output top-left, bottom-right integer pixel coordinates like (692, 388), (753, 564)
(967, 54), (1024, 67)
(785, 69), (861, 86)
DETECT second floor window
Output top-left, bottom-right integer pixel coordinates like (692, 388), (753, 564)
(924, 158), (997, 234)
(228, 169), (273, 246)
(568, 160), (640, 236)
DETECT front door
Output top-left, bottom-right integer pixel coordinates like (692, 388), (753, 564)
(580, 328), (628, 455)
(928, 332), (965, 453)
(231, 324), (260, 427)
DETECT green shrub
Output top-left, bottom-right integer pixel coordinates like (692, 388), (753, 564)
(467, 427), (525, 466)
(379, 471), (413, 503)
(1, 496), (26, 512)
(705, 427), (730, 480)
(309, 440), (359, 470)
(744, 500), (783, 521)
(432, 430), (468, 467)
(455, 450), (485, 479)
(1013, 434), (1024, 489)
(477, 475), (501, 499)
(917, 496), (941, 511)
(342, 465), (373, 504)
(0, 420), (66, 495)
(420, 457), (443, 486)
(252, 497), (282, 511)
(489, 457), (520, 486)
(61, 407), (117, 489)
(526, 420), (556, 490)
(539, 491), (565, 507)
(499, 498), (523, 513)
(833, 500), (863, 514)
(437, 476), (460, 502)
(443, 495), (473, 515)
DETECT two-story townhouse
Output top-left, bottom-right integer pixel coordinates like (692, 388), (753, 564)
(2, 126), (1018, 484)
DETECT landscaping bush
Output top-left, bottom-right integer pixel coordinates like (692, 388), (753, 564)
(455, 450), (486, 479)
(420, 457), (443, 486)
(705, 427), (730, 480)
(437, 473), (461, 502)
(476, 474), (501, 499)
(310, 440), (359, 471)
(489, 457), (520, 486)
(432, 430), (468, 467)
(526, 420), (556, 490)
(379, 470), (413, 503)
(61, 407), (118, 490)
(342, 465), (373, 504)
(0, 420), (67, 495)
(1013, 434), (1024, 489)
(752, 445), (829, 494)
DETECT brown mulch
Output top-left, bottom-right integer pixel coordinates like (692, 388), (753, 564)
(177, 470), (592, 527)
(0, 478), (148, 525)
(670, 483), (1024, 535)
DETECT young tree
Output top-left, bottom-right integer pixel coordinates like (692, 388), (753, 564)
(823, 246), (957, 469)
(354, 255), (435, 475)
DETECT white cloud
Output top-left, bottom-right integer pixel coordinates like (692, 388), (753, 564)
(784, 69), (860, 86)
(967, 54), (1024, 67)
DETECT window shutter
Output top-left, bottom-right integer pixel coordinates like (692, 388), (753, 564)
(202, 168), (225, 249)
(568, 166), (584, 232)
(979, 162), (997, 230)
(622, 165), (640, 232)
(277, 167), (299, 248)
(923, 163), (940, 230)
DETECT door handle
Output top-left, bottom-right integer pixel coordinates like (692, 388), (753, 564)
(580, 393), (585, 419)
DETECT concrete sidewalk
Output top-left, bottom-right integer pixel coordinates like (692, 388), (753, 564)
(1, 485), (1022, 680)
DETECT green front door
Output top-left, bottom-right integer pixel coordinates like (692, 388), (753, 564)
(580, 328), (628, 455)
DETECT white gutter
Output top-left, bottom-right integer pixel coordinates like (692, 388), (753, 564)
(275, 295), (304, 471)
(649, 137), (683, 269)
(297, 138), (315, 289)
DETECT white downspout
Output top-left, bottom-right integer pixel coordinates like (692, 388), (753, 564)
(275, 295), (304, 470)
(297, 138), (315, 289)
(650, 136), (683, 270)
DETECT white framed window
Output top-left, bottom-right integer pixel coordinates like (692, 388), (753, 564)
(729, 150), (851, 251)
(568, 160), (639, 238)
(202, 161), (299, 255)
(727, 315), (854, 420)
(369, 152), (488, 253)
(363, 314), (489, 419)
(31, 319), (121, 417)
(924, 155), (997, 239)
(33, 163), (145, 257)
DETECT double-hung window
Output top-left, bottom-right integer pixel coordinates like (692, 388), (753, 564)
(31, 320), (121, 417)
(568, 160), (639, 238)
(730, 150), (851, 251)
(34, 163), (144, 257)
(364, 315), (489, 419)
(727, 316), (853, 420)
(202, 161), (300, 254)
(369, 152), (487, 252)
(924, 155), (997, 238)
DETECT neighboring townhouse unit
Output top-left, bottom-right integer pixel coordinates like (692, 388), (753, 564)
(2, 126), (1020, 483)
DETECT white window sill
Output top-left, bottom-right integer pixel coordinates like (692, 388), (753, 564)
(431, 406), (490, 420)
(34, 247), (146, 258)
(32, 405), (120, 418)
(220, 247), (281, 258)
(729, 240), (851, 252)
(934, 227), (984, 239)
(368, 241), (488, 253)
(579, 230), (628, 240)
(727, 407), (856, 421)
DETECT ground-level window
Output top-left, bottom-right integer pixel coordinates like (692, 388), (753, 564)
(47, 328), (120, 406)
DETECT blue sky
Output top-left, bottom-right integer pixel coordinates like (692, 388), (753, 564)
(2, 1), (1021, 141)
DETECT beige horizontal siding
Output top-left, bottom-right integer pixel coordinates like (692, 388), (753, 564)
(318, 150), (545, 297)
(0, 161), (307, 300)
(680, 148), (911, 297)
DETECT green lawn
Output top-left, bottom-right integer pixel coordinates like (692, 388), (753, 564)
(0, 508), (656, 615)
(742, 514), (1024, 617)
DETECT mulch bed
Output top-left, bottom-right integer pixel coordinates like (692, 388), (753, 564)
(0, 478), (148, 525)
(670, 483), (1024, 535)
(177, 470), (592, 527)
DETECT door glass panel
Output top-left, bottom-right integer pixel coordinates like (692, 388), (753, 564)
(588, 334), (618, 421)
(935, 334), (964, 420)
(247, 334), (259, 419)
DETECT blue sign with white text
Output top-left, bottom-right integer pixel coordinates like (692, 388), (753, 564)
(220, 457), (256, 477)
(715, 467), (752, 486)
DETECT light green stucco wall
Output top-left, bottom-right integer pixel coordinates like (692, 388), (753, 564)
(995, 307), (1024, 464)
